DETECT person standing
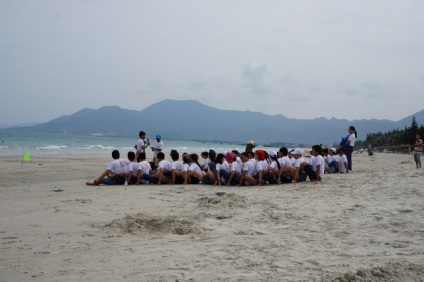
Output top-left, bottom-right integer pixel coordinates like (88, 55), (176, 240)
(413, 133), (423, 169)
(343, 126), (357, 171)
(151, 134), (164, 167)
(135, 131), (150, 157)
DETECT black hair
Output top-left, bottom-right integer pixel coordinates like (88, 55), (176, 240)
(322, 148), (329, 154)
(138, 152), (146, 160)
(171, 151), (179, 161)
(112, 150), (120, 159)
(128, 151), (136, 161)
(157, 152), (165, 159)
(201, 151), (209, 157)
(139, 131), (146, 137)
(270, 154), (280, 170)
(232, 150), (240, 157)
(279, 147), (288, 156)
(337, 147), (346, 154)
(312, 145), (323, 156)
(190, 153), (202, 169)
(170, 149), (178, 155)
(182, 153), (190, 164)
(349, 126), (358, 138)
(216, 153), (224, 164)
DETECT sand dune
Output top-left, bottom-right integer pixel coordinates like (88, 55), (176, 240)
(0, 152), (423, 281)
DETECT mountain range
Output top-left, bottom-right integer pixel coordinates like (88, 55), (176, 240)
(3, 99), (424, 145)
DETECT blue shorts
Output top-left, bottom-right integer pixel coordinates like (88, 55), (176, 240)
(414, 153), (421, 163)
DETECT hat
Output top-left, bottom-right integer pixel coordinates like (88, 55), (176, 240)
(209, 150), (216, 158)
(247, 139), (255, 145)
(331, 148), (337, 154)
(224, 152), (234, 160)
(303, 150), (311, 157)
(268, 150), (277, 157)
(156, 135), (161, 139)
(292, 148), (303, 155)
(255, 149), (265, 160)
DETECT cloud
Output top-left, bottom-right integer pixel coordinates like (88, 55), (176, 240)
(342, 80), (389, 99)
(242, 64), (269, 95)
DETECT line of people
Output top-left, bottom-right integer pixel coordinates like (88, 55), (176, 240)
(85, 145), (351, 186)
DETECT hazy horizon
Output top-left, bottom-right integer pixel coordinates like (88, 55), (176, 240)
(1, 98), (422, 129)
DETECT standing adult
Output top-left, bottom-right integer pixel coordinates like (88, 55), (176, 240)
(152, 134), (164, 167)
(344, 126), (357, 171)
(135, 131), (150, 157)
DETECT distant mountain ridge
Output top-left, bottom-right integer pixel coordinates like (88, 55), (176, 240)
(3, 99), (424, 145)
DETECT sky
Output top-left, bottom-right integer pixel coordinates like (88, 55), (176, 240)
(1, 0), (424, 126)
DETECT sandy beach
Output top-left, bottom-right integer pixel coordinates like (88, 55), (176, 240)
(1, 152), (424, 281)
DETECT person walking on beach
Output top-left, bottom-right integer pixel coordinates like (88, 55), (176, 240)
(413, 133), (422, 169)
(343, 126), (357, 171)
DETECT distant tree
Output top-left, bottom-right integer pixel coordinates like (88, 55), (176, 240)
(364, 116), (423, 148)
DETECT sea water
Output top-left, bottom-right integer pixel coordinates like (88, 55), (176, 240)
(0, 132), (281, 157)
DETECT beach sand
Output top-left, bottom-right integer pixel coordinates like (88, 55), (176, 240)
(1, 152), (424, 281)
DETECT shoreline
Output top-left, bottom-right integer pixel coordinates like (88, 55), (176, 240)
(1, 153), (423, 281)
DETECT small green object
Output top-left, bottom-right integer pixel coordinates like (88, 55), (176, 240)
(22, 152), (31, 162)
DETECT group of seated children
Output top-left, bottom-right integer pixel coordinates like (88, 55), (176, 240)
(86, 145), (350, 186)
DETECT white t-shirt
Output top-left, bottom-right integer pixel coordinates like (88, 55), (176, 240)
(107, 159), (130, 174)
(189, 163), (202, 173)
(230, 161), (241, 172)
(153, 141), (164, 158)
(347, 133), (355, 147)
(270, 160), (279, 170)
(202, 158), (210, 171)
(158, 160), (171, 171)
(171, 160), (184, 171)
(136, 138), (145, 153)
(294, 157), (305, 168)
(305, 156), (314, 166)
(259, 160), (269, 172)
(236, 156), (243, 168)
(332, 155), (340, 162)
(279, 156), (292, 169)
(242, 161), (256, 176)
(182, 163), (190, 172)
(217, 161), (230, 172)
(138, 161), (152, 175)
(325, 155), (332, 165)
(222, 160), (230, 171)
(313, 155), (325, 178)
(338, 154), (348, 173)
(128, 162), (140, 176)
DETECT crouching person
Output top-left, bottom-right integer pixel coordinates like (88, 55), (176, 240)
(310, 145), (325, 181)
(238, 152), (257, 186)
(219, 152), (241, 186)
(292, 149), (315, 182)
(127, 151), (142, 185)
(154, 152), (172, 185)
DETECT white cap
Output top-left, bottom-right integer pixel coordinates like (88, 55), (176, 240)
(268, 150), (277, 157)
(293, 148), (303, 155)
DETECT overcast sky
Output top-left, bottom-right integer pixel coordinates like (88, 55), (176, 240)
(1, 0), (423, 125)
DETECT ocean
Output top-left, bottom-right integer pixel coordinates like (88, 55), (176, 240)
(0, 132), (281, 157)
